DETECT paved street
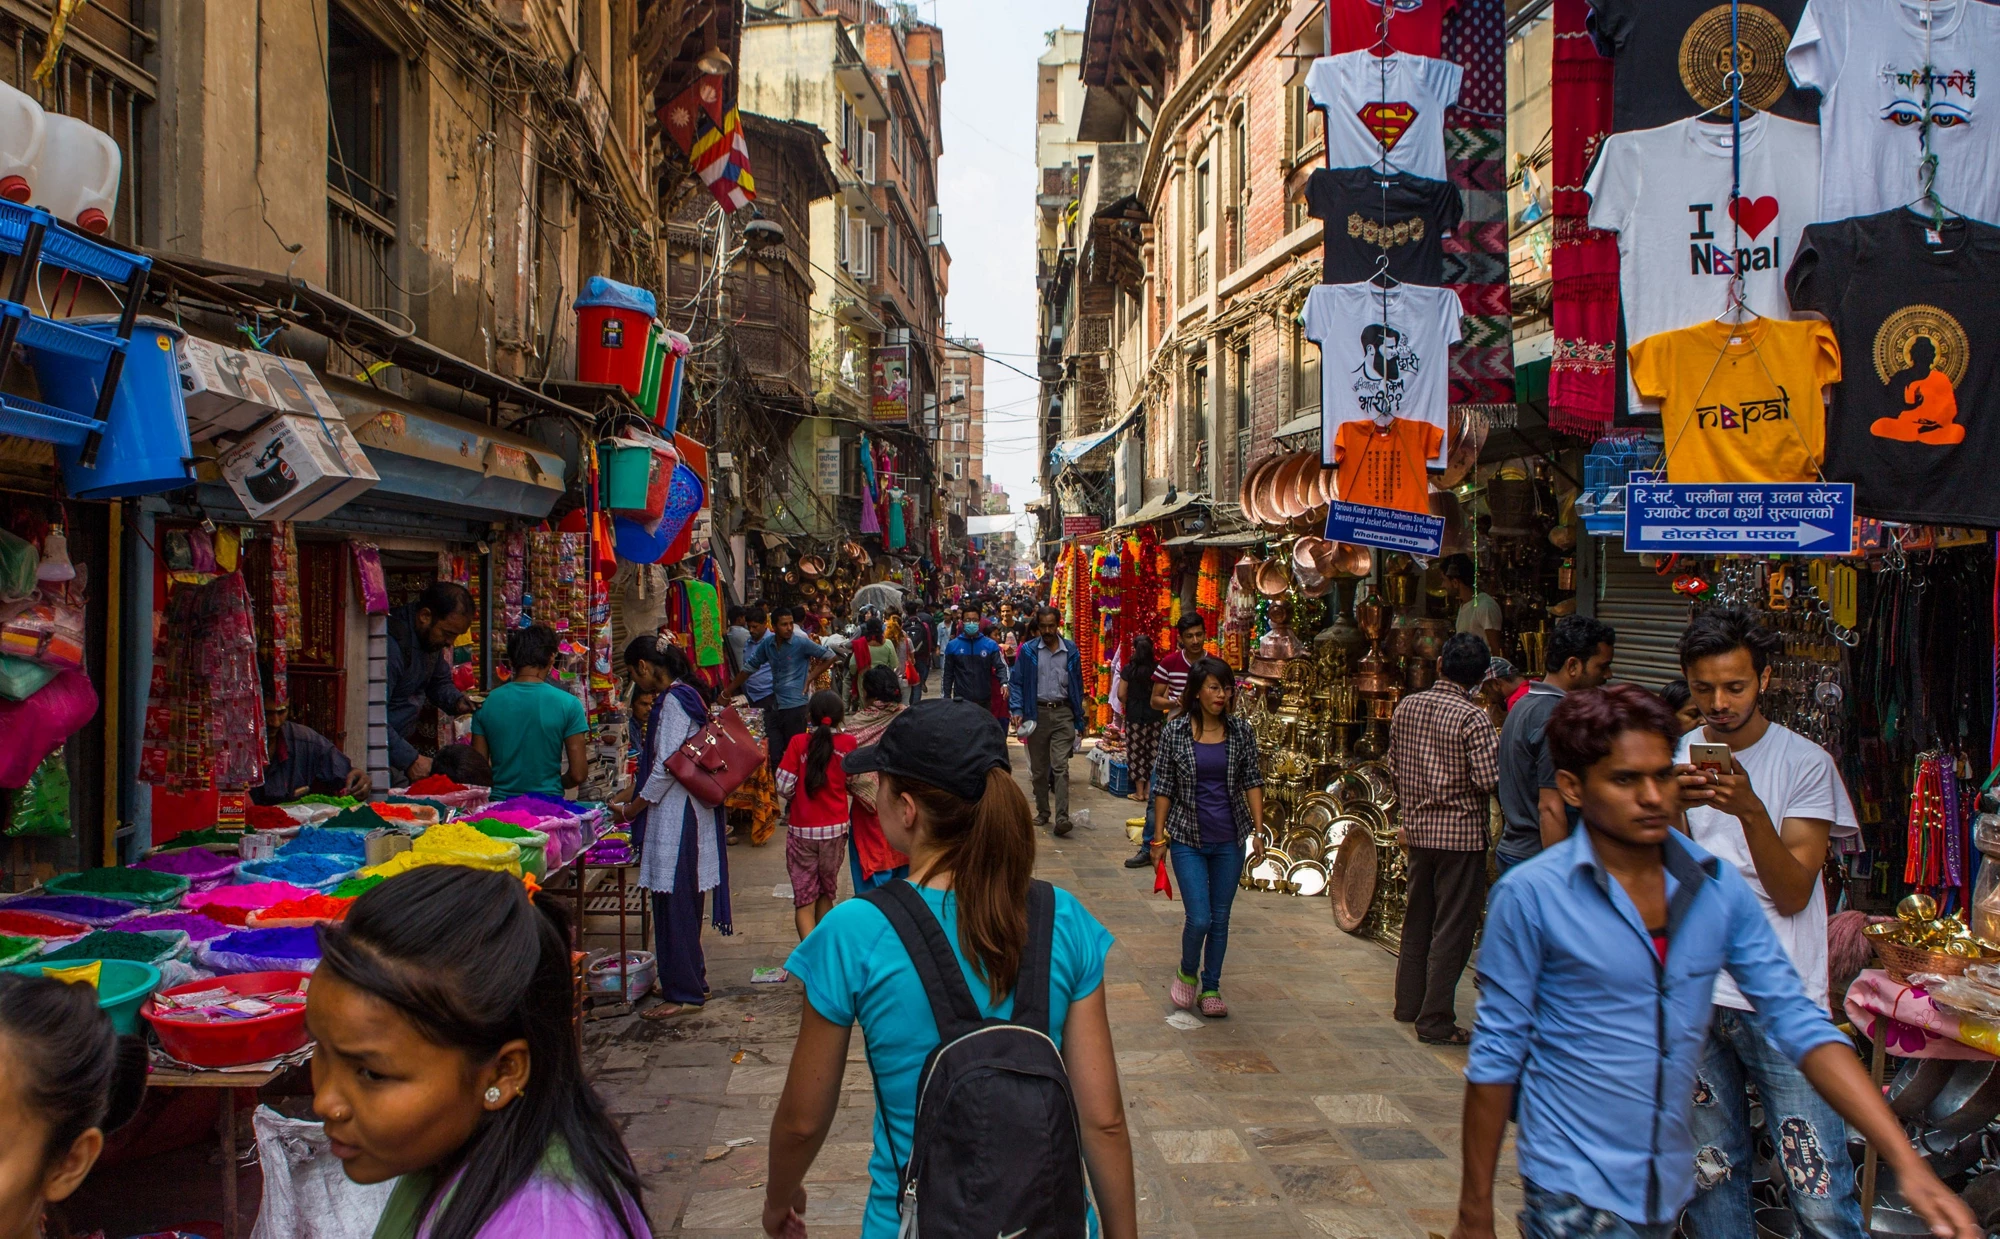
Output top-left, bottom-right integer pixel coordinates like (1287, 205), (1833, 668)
(586, 739), (1521, 1237)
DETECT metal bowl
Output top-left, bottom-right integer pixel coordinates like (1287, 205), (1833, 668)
(1246, 846), (1293, 892)
(1286, 857), (1329, 897)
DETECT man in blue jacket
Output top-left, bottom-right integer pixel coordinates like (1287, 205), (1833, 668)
(940, 610), (1004, 710)
(1010, 605), (1085, 837)
(386, 581), (476, 783)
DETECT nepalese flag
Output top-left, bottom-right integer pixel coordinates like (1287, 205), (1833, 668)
(659, 75), (756, 213)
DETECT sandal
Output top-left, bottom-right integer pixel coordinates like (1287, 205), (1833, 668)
(1418, 1026), (1472, 1046)
(1199, 992), (1228, 1019)
(1169, 972), (1197, 1011)
(641, 1001), (702, 1022)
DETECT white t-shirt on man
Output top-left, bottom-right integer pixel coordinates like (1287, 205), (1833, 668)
(1456, 592), (1502, 637)
(1677, 723), (1858, 1012)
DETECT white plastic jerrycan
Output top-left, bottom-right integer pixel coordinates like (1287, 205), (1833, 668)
(34, 113), (120, 234)
(0, 80), (46, 204)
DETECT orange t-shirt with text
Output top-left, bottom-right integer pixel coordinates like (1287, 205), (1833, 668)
(1334, 417), (1443, 514)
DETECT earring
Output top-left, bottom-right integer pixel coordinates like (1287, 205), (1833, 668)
(484, 1086), (502, 1105)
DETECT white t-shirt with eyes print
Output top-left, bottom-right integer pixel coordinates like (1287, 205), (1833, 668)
(1788, 0), (2000, 223)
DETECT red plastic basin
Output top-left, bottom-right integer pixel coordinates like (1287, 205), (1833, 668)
(142, 970), (312, 1067)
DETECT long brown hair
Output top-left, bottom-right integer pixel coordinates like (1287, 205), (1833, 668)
(882, 767), (1037, 1000)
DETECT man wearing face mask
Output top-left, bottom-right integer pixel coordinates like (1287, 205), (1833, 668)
(386, 581), (476, 784)
(940, 610), (1006, 712)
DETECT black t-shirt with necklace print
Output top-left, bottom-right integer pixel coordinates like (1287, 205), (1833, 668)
(1785, 210), (2000, 527)
(1307, 167), (1464, 285)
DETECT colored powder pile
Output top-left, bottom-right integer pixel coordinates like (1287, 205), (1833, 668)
(55, 868), (184, 899)
(371, 804), (432, 822)
(245, 804), (295, 832)
(466, 817), (534, 840)
(153, 827), (242, 853)
(242, 855), (356, 887)
(2, 896), (136, 924)
(330, 875), (384, 899)
(322, 805), (392, 833)
(491, 793), (585, 817)
(294, 795), (358, 808)
(135, 848), (236, 879)
(189, 882), (311, 913)
(123, 912), (231, 942)
(259, 894), (353, 922)
(0, 934), (37, 965)
(0, 911), (88, 938)
(39, 930), (177, 963)
(209, 927), (321, 960)
(281, 827), (369, 858)
(416, 821), (516, 858)
(405, 774), (465, 795)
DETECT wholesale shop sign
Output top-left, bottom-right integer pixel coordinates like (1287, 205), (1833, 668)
(1625, 482), (1855, 554)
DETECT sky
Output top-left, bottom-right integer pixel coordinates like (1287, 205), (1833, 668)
(927, 0), (1087, 524)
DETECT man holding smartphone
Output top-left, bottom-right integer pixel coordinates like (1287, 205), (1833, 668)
(1672, 609), (1862, 1239)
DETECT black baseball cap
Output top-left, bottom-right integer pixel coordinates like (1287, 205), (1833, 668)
(842, 698), (1011, 802)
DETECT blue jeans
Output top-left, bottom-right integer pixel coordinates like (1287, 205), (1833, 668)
(1683, 1008), (1863, 1239)
(1169, 840), (1243, 992)
(1520, 1179), (1676, 1239)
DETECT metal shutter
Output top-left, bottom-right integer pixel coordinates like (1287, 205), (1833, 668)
(1592, 539), (1693, 693)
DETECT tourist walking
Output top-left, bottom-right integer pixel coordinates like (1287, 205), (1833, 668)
(1494, 615), (1615, 875)
(775, 690), (854, 940)
(1451, 685), (1973, 1239)
(471, 625), (590, 802)
(728, 605), (834, 788)
(844, 666), (910, 893)
(761, 700), (1136, 1239)
(1121, 635), (1166, 868)
(901, 601), (933, 704)
(940, 611), (1005, 712)
(1010, 604), (1085, 837)
(311, 866), (654, 1236)
(616, 638), (730, 1021)
(1387, 633), (1500, 1045)
(1149, 657), (1264, 1018)
(1673, 610), (1863, 1239)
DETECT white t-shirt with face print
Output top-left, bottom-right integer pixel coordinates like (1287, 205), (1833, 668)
(1304, 282), (1464, 468)
(1788, 0), (2000, 222)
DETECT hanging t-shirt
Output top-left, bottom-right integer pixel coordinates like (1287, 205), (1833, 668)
(1628, 316), (1840, 483)
(1332, 418), (1442, 513)
(1676, 725), (1854, 1012)
(1785, 210), (2000, 525)
(1787, 0), (2000, 224)
(1307, 52), (1465, 182)
(1325, 0), (1460, 56)
(1586, 112), (1821, 412)
(1306, 167), (1465, 284)
(1304, 281), (1464, 467)
(1586, 0), (1818, 132)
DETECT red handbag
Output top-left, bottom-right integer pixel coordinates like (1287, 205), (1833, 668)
(666, 704), (767, 807)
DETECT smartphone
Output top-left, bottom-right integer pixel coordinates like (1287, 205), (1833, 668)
(1688, 742), (1734, 774)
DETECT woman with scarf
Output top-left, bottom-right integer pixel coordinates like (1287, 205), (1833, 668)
(843, 665), (911, 893)
(612, 637), (730, 1021)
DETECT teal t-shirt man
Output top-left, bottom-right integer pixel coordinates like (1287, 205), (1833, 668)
(471, 626), (590, 800)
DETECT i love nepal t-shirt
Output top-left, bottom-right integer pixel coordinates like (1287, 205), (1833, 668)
(1585, 112), (1821, 413)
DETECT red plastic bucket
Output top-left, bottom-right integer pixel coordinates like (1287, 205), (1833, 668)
(577, 305), (652, 393)
(142, 970), (312, 1067)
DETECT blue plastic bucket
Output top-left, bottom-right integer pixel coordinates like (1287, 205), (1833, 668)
(28, 315), (193, 498)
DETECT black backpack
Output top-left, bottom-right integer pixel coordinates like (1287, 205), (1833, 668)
(863, 879), (1089, 1238)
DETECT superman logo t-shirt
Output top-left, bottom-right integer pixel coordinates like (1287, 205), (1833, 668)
(1308, 51), (1464, 182)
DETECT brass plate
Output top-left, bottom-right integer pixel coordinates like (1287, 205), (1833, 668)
(1330, 829), (1379, 932)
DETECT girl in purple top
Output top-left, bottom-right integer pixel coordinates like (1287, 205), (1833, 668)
(309, 867), (650, 1239)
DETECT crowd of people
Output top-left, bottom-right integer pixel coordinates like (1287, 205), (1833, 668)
(14, 582), (1983, 1239)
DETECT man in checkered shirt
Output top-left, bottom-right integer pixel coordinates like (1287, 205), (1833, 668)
(1388, 631), (1500, 1046)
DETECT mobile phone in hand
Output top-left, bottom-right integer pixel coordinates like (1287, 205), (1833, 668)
(1688, 742), (1734, 775)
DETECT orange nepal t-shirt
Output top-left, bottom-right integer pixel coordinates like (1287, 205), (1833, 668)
(1628, 317), (1841, 484)
(1333, 417), (1443, 514)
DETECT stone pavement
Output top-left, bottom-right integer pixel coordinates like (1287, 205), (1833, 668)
(584, 739), (1522, 1237)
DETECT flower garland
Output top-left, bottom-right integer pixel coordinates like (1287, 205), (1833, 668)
(1197, 547), (1226, 656)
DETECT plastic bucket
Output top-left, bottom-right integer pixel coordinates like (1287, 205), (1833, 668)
(635, 324), (665, 421)
(598, 439), (652, 511)
(6, 959), (161, 1034)
(27, 315), (192, 498)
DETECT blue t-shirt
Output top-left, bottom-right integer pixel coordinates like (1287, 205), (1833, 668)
(1193, 740), (1234, 844)
(470, 679), (588, 800)
(785, 881), (1114, 1238)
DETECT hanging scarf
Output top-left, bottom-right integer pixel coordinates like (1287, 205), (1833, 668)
(685, 580), (724, 667)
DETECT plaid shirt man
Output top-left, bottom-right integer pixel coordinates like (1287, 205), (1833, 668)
(1388, 679), (1499, 851)
(1151, 714), (1265, 845)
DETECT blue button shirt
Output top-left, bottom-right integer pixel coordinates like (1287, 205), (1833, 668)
(742, 631), (833, 709)
(1466, 828), (1845, 1225)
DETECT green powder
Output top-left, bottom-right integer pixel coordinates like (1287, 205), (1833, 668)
(331, 875), (385, 899)
(38, 930), (175, 963)
(0, 935), (38, 967)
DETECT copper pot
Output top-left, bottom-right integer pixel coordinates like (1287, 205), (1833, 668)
(1354, 648), (1394, 696)
(1256, 558), (1291, 597)
(1234, 554), (1260, 591)
(1405, 658), (1436, 691)
(1240, 456), (1280, 524)
(1289, 455), (1322, 518)
(1270, 455), (1312, 521)
(1391, 621), (1422, 658)
(1412, 618), (1451, 660)
(1332, 542), (1373, 577)
(1355, 589), (1389, 641)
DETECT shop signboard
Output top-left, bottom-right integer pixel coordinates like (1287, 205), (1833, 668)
(871, 345), (911, 424)
(815, 437), (842, 492)
(1625, 482), (1855, 554)
(1323, 500), (1445, 557)
(1062, 514), (1103, 537)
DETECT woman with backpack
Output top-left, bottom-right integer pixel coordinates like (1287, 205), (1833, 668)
(761, 699), (1136, 1239)
(1148, 656), (1264, 1019)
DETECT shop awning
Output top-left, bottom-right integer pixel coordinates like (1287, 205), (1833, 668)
(1114, 489), (1205, 530)
(323, 375), (568, 521)
(1049, 407), (1141, 470)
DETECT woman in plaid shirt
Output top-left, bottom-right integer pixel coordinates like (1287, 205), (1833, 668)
(1148, 657), (1266, 1018)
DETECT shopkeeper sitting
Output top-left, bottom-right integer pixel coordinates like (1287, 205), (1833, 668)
(386, 581), (477, 782)
(253, 702), (372, 805)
